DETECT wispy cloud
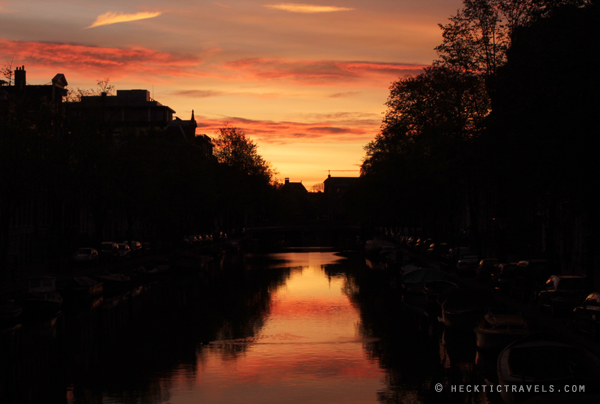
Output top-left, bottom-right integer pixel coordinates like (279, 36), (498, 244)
(0, 39), (203, 78)
(0, 38), (424, 88)
(223, 58), (426, 85)
(173, 89), (283, 99)
(194, 114), (379, 145)
(86, 11), (162, 29)
(329, 91), (360, 98)
(175, 89), (225, 98)
(265, 3), (354, 13)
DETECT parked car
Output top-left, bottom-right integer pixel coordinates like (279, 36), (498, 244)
(476, 258), (499, 283)
(427, 242), (449, 260)
(571, 292), (600, 339)
(125, 240), (143, 256)
(492, 262), (518, 295)
(416, 238), (433, 255)
(510, 259), (551, 301)
(456, 253), (479, 276)
(117, 243), (131, 260)
(71, 248), (99, 265)
(100, 242), (119, 262)
(538, 275), (589, 316)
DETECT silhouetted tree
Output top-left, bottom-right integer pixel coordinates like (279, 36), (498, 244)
(359, 66), (490, 237)
(435, 0), (592, 75)
(212, 126), (277, 228)
(357, 0), (594, 243)
(65, 77), (116, 103)
(213, 126), (275, 181)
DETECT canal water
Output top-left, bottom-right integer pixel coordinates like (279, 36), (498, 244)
(159, 251), (386, 404)
(1, 250), (492, 403)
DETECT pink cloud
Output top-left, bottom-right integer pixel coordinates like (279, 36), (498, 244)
(195, 115), (379, 145)
(222, 58), (426, 86)
(0, 38), (425, 89)
(86, 11), (163, 29)
(0, 38), (204, 79)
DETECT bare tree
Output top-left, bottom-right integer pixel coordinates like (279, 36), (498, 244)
(66, 77), (115, 102)
(1, 58), (14, 85)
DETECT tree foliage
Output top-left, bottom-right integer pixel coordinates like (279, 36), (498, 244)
(359, 66), (489, 233)
(66, 77), (116, 102)
(435, 0), (592, 75)
(358, 0), (595, 238)
(213, 126), (275, 181)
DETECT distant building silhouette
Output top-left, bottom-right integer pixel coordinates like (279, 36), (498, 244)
(0, 66), (67, 127)
(68, 89), (174, 129)
(322, 174), (359, 223)
(324, 175), (359, 197)
(166, 110), (214, 158)
(67, 90), (214, 157)
(0, 66), (69, 276)
(1, 67), (216, 276)
(281, 178), (308, 194)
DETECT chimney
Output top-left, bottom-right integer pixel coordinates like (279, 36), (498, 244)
(285, 178), (289, 185)
(14, 66), (26, 90)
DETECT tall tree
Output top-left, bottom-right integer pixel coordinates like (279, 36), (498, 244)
(360, 66), (489, 235)
(213, 126), (275, 182)
(213, 126), (277, 228)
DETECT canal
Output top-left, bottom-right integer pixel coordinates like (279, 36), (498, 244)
(1, 249), (492, 404)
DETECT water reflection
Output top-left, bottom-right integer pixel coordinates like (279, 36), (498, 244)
(173, 251), (386, 404)
(3, 250), (501, 404)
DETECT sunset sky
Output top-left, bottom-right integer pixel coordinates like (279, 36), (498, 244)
(1, 0), (463, 188)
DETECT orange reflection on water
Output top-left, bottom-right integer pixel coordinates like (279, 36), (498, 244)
(170, 252), (386, 404)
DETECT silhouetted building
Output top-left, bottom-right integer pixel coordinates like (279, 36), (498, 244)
(324, 175), (359, 197)
(321, 175), (359, 224)
(0, 67), (69, 277)
(0, 65), (68, 124)
(68, 89), (174, 130)
(166, 110), (214, 158)
(281, 178), (308, 194)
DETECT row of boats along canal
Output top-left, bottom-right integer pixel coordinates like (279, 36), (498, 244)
(0, 249), (254, 402)
(385, 256), (600, 404)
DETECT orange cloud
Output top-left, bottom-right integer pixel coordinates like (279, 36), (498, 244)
(223, 58), (426, 85)
(175, 89), (225, 98)
(86, 11), (162, 29)
(0, 39), (203, 79)
(194, 114), (379, 145)
(0, 38), (424, 89)
(265, 3), (354, 13)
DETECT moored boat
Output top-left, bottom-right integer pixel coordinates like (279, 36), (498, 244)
(498, 332), (600, 404)
(402, 267), (450, 294)
(442, 289), (493, 329)
(474, 309), (529, 350)
(0, 299), (23, 322)
(59, 276), (104, 309)
(96, 273), (133, 296)
(424, 280), (458, 313)
(20, 276), (63, 320)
